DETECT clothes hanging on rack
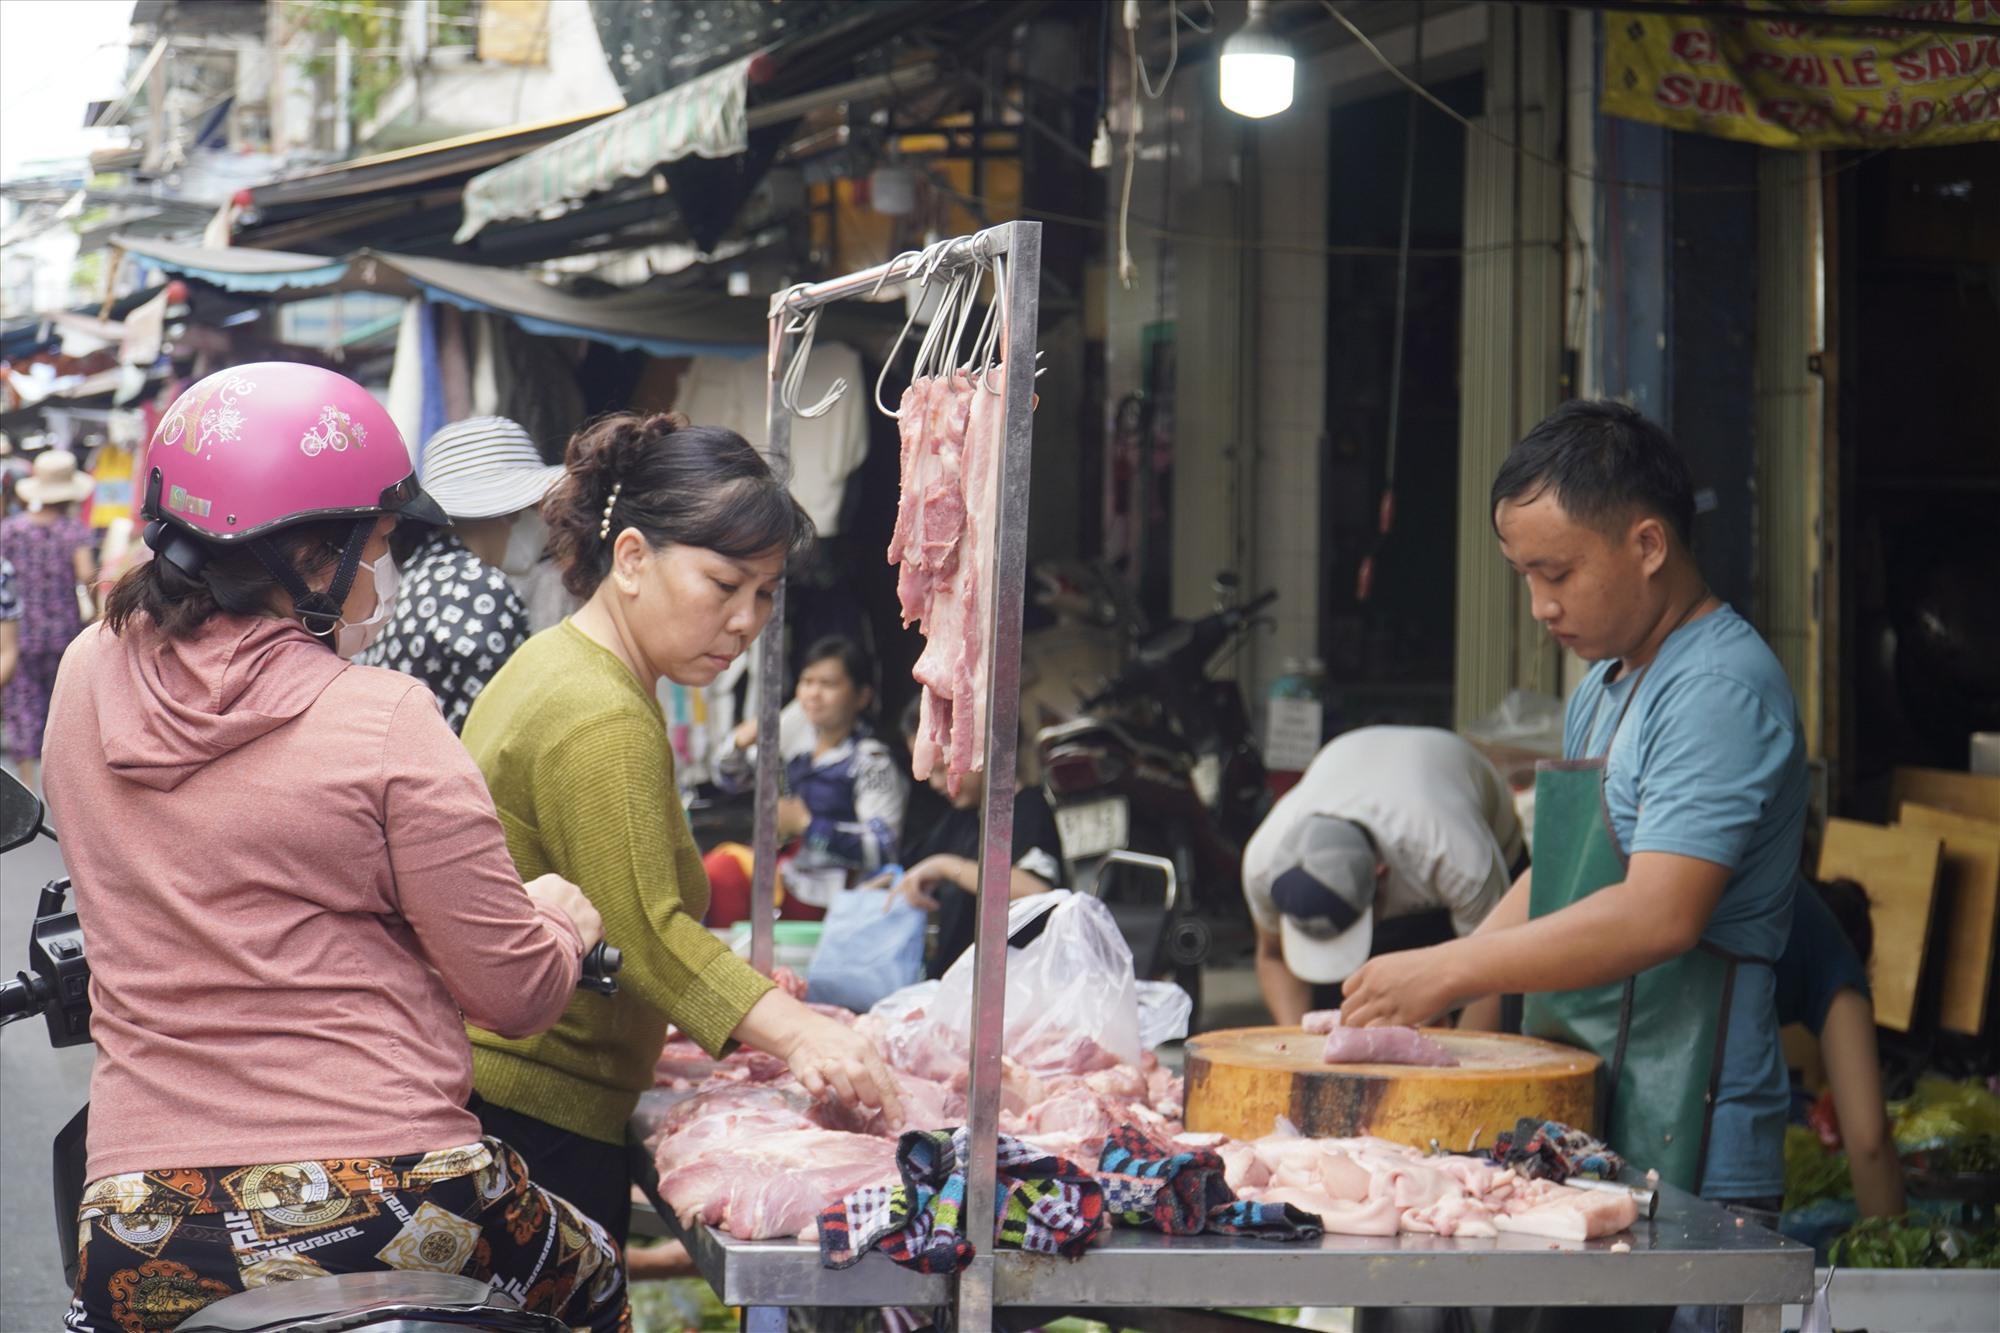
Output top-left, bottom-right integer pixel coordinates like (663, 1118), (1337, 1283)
(674, 344), (866, 536)
(436, 305), (474, 425)
(385, 301), (429, 456)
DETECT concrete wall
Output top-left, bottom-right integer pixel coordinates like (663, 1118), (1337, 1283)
(1451, 3), (1564, 727)
(362, 0), (621, 144)
(1097, 5), (1490, 712)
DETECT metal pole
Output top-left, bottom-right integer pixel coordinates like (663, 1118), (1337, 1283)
(751, 316), (796, 976)
(767, 223), (1020, 319)
(953, 219), (1042, 1329)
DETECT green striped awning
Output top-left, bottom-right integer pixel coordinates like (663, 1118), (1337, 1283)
(454, 52), (759, 243)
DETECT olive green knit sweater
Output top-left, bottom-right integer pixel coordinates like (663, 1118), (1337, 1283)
(460, 620), (772, 1144)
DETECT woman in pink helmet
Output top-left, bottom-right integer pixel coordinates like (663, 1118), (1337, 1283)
(41, 363), (631, 1333)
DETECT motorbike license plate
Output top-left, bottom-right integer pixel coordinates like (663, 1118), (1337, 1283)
(1056, 798), (1129, 860)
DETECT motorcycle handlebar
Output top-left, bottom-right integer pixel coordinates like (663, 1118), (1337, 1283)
(577, 942), (621, 996)
(0, 975), (34, 1023)
(1239, 589), (1279, 617)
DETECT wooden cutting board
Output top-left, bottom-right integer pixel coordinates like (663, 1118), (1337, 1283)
(1183, 1027), (1600, 1151)
(1899, 802), (2000, 1037)
(1816, 818), (1944, 1033)
(1891, 767), (2000, 823)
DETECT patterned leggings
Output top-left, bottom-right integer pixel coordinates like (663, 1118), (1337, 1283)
(64, 1138), (629, 1333)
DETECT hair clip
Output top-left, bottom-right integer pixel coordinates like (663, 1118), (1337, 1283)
(599, 481), (623, 540)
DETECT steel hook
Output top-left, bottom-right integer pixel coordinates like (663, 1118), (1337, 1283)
(872, 265), (935, 418)
(780, 304), (846, 420)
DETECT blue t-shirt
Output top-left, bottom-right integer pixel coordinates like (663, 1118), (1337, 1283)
(1774, 889), (1870, 1033)
(1564, 604), (1806, 1200)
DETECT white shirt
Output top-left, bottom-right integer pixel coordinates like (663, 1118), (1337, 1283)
(673, 344), (867, 537)
(1242, 726), (1523, 938)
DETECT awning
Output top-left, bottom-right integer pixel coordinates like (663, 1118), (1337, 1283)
(93, 240), (899, 362)
(456, 52), (762, 243)
(112, 236), (352, 293)
(371, 251), (765, 359)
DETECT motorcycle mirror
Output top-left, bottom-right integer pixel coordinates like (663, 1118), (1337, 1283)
(0, 769), (41, 853)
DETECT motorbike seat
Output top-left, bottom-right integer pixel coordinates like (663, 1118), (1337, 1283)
(178, 1270), (560, 1332)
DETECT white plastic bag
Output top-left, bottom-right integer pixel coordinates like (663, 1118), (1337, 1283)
(928, 891), (1144, 1072)
(1136, 980), (1194, 1048)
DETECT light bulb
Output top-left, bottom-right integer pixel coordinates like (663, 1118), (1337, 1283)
(1220, 2), (1296, 119)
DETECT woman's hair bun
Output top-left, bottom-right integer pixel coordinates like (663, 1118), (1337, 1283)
(541, 411), (812, 600)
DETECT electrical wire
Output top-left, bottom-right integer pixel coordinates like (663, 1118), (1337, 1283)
(1360, 0), (1427, 604)
(935, 178), (1535, 262)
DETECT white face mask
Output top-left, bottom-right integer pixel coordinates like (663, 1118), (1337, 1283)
(499, 508), (548, 577)
(334, 551), (400, 659)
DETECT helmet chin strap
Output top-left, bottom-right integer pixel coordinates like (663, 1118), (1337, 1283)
(249, 519), (374, 643)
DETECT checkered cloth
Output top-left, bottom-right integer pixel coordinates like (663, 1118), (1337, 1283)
(818, 1127), (1104, 1275)
(1487, 1117), (1624, 1182)
(1096, 1124), (1322, 1241)
(820, 1122), (1322, 1277)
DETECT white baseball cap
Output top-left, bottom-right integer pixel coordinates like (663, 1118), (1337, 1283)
(1269, 815), (1382, 984)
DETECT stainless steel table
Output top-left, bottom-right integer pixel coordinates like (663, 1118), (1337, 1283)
(630, 1179), (1814, 1330)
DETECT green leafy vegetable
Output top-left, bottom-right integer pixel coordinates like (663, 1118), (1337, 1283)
(1785, 1124), (1852, 1211)
(1830, 1215), (2000, 1270)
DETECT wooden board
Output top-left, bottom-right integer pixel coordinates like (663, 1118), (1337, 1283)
(1816, 818), (1944, 1033)
(1899, 802), (2000, 1036)
(1891, 767), (2000, 823)
(1183, 1027), (1600, 1151)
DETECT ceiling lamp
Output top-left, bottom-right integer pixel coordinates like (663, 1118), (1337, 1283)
(1220, 0), (1296, 119)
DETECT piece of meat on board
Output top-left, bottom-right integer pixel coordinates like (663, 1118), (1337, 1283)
(1310, 1009), (1460, 1067)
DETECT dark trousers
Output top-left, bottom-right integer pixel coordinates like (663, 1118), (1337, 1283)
(473, 1096), (633, 1250)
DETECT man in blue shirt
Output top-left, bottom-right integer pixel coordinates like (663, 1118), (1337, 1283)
(1343, 400), (1805, 1224)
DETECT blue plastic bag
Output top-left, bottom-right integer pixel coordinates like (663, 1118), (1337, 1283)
(805, 879), (929, 1012)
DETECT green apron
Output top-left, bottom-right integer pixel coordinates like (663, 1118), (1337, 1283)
(1520, 668), (1767, 1195)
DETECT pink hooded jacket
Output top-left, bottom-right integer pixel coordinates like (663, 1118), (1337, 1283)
(42, 615), (582, 1181)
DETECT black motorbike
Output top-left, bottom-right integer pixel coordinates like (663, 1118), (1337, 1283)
(1035, 582), (1276, 1022)
(0, 769), (619, 1332)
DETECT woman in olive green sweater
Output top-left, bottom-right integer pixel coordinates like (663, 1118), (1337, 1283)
(460, 412), (901, 1245)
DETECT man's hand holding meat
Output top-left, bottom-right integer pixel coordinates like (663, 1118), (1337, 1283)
(1337, 946), (1461, 1030)
(1340, 851), (1730, 1028)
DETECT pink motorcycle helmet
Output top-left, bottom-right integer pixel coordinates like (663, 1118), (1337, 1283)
(140, 362), (446, 633)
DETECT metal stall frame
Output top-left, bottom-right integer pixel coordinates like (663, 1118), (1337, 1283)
(751, 219), (1044, 1331)
(665, 214), (1813, 1329)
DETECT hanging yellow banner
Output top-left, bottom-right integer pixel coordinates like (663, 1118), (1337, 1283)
(1602, 1), (2000, 148)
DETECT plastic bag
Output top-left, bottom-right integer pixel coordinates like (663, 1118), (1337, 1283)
(1136, 980), (1194, 1049)
(929, 891), (1143, 1072)
(1889, 1077), (2000, 1155)
(804, 886), (928, 1012)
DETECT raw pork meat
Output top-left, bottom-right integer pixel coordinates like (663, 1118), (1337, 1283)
(1223, 1124), (1638, 1243)
(655, 1128), (897, 1240)
(1493, 1188), (1639, 1241)
(655, 1085), (822, 1154)
(887, 366), (1008, 794)
(1306, 1009), (1459, 1068)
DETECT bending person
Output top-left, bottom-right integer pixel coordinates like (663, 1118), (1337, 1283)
(1778, 876), (1903, 1218)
